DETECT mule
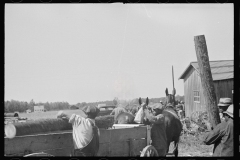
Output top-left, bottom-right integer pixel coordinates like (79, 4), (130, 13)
(114, 111), (136, 124)
(140, 91), (182, 157)
(161, 88), (182, 156)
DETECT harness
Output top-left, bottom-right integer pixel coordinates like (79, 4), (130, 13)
(164, 109), (179, 119)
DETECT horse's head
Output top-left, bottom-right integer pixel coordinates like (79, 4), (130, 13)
(138, 97), (163, 116)
(165, 88), (176, 107)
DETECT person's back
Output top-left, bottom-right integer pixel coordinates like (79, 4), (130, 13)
(57, 106), (100, 156)
(204, 119), (233, 156)
(203, 105), (233, 157)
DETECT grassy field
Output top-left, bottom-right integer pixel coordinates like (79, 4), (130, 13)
(17, 110), (213, 157)
(19, 109), (112, 120)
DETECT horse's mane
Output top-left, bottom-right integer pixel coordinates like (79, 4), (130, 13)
(162, 103), (179, 119)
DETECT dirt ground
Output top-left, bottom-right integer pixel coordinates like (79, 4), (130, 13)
(168, 133), (214, 157)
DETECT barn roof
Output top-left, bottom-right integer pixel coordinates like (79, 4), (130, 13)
(179, 60), (233, 81)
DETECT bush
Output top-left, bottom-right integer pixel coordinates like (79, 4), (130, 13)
(95, 115), (114, 129)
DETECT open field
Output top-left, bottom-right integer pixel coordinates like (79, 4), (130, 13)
(18, 109), (112, 120)
(14, 110), (214, 157)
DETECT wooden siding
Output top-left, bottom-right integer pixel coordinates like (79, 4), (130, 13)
(183, 68), (233, 117)
(184, 68), (204, 117)
(213, 79), (233, 104)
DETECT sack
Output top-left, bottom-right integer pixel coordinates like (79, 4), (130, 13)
(134, 107), (144, 124)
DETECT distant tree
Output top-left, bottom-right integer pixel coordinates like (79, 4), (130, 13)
(45, 102), (50, 111)
(29, 99), (35, 107)
(81, 102), (87, 107)
(113, 97), (118, 106)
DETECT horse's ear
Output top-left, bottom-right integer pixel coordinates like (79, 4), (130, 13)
(146, 97), (149, 105)
(165, 88), (168, 96)
(139, 97), (142, 105)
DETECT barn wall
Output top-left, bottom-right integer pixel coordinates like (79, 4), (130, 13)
(184, 67), (199, 117)
(213, 79), (233, 104)
(184, 69), (233, 117)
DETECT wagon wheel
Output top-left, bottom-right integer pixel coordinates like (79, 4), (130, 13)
(140, 145), (159, 157)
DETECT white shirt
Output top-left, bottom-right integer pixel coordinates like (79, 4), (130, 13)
(69, 114), (95, 149)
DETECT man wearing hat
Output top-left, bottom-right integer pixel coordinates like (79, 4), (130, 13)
(203, 104), (233, 156)
(110, 102), (127, 122)
(135, 102), (168, 156)
(217, 98), (232, 122)
(57, 105), (100, 156)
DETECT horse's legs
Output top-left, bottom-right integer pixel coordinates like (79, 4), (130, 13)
(166, 141), (170, 154)
(173, 139), (179, 157)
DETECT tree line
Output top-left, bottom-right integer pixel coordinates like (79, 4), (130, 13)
(4, 99), (116, 113)
(4, 99), (71, 113)
(4, 95), (184, 113)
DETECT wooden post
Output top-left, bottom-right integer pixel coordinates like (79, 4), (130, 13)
(194, 35), (221, 128)
(146, 125), (151, 145)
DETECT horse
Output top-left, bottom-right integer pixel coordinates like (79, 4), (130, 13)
(139, 89), (182, 157)
(114, 111), (136, 124)
(160, 88), (182, 157)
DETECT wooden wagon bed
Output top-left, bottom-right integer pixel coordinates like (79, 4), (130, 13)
(5, 124), (151, 157)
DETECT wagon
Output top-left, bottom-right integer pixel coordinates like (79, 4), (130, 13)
(4, 124), (160, 157)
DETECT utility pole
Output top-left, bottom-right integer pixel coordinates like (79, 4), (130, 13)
(194, 35), (221, 128)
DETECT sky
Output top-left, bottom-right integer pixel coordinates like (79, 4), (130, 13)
(5, 4), (233, 104)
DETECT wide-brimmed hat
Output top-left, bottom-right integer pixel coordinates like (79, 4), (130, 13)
(223, 104), (233, 118)
(218, 98), (232, 107)
(81, 106), (100, 119)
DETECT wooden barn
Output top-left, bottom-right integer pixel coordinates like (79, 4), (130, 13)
(178, 60), (233, 117)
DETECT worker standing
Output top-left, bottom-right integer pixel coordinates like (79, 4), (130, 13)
(57, 106), (100, 156)
(217, 98), (232, 122)
(203, 104), (233, 156)
(135, 102), (168, 156)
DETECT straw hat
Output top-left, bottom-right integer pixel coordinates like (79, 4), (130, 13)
(218, 98), (232, 107)
(223, 104), (233, 118)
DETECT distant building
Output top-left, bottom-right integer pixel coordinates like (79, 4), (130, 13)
(34, 105), (45, 112)
(179, 60), (233, 117)
(26, 109), (31, 113)
(97, 103), (106, 108)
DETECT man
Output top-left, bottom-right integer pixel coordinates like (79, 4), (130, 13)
(203, 104), (233, 157)
(217, 98), (232, 122)
(110, 105), (127, 122)
(136, 103), (168, 156)
(57, 105), (100, 156)
(176, 101), (185, 119)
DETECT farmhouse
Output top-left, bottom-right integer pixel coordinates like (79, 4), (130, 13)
(26, 109), (31, 113)
(179, 60), (233, 117)
(34, 105), (45, 112)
